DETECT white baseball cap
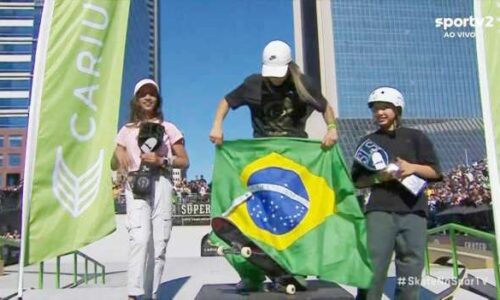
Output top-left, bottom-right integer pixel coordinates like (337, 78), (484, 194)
(134, 78), (159, 95)
(261, 40), (292, 77)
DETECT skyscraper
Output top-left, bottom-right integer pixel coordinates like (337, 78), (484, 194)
(0, 0), (42, 187)
(294, 0), (485, 170)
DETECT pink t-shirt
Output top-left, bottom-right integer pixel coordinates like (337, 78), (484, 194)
(116, 121), (184, 172)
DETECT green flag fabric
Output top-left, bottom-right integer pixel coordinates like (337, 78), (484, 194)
(210, 138), (373, 288)
(25, 0), (130, 265)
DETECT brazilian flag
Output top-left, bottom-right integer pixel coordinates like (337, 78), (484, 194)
(209, 138), (373, 288)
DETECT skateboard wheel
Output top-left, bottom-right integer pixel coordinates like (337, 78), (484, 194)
(285, 284), (296, 295)
(241, 247), (252, 258)
(217, 246), (225, 256)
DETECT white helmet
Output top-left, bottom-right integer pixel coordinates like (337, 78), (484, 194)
(368, 87), (405, 111)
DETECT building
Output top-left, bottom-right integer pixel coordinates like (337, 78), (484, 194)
(0, 0), (42, 187)
(294, 0), (486, 171)
(0, 128), (24, 187)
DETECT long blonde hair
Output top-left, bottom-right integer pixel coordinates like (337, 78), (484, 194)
(287, 61), (323, 108)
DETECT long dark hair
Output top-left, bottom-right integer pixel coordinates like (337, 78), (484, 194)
(128, 95), (164, 125)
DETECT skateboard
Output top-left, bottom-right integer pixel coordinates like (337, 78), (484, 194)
(211, 216), (306, 295)
(436, 267), (467, 300)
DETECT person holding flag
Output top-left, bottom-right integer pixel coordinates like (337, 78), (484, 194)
(112, 78), (189, 300)
(209, 40), (340, 291)
(209, 40), (338, 148)
(351, 87), (442, 300)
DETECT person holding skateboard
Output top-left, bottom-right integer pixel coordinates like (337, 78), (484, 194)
(351, 87), (442, 300)
(209, 40), (338, 148)
(209, 40), (339, 292)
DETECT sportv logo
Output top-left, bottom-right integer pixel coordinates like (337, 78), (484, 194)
(435, 16), (499, 38)
(435, 16), (496, 30)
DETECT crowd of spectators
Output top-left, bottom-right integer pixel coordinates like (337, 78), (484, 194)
(111, 174), (212, 213)
(1, 225), (21, 265)
(173, 175), (210, 204)
(427, 159), (490, 210)
(425, 159), (492, 230)
(0, 185), (22, 244)
(1, 228), (20, 241)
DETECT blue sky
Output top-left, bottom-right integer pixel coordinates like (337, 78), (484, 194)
(160, 1), (294, 181)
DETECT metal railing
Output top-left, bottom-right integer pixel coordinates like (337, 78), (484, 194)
(39, 250), (105, 288)
(0, 237), (105, 288)
(425, 223), (499, 299)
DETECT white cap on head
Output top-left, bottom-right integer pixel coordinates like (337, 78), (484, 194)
(368, 86), (405, 110)
(261, 40), (292, 77)
(134, 78), (159, 95)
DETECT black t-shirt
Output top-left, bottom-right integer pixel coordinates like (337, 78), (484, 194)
(351, 127), (441, 215)
(225, 74), (327, 138)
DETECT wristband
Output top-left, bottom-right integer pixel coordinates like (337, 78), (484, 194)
(327, 123), (337, 129)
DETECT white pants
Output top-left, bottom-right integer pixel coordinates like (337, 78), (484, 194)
(125, 175), (173, 298)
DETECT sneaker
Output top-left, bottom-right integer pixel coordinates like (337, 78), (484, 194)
(235, 280), (246, 291)
(235, 280), (263, 292)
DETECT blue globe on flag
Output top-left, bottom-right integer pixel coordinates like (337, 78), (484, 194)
(245, 167), (310, 234)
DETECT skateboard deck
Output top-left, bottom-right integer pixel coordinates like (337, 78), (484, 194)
(436, 268), (467, 300)
(211, 216), (306, 294)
